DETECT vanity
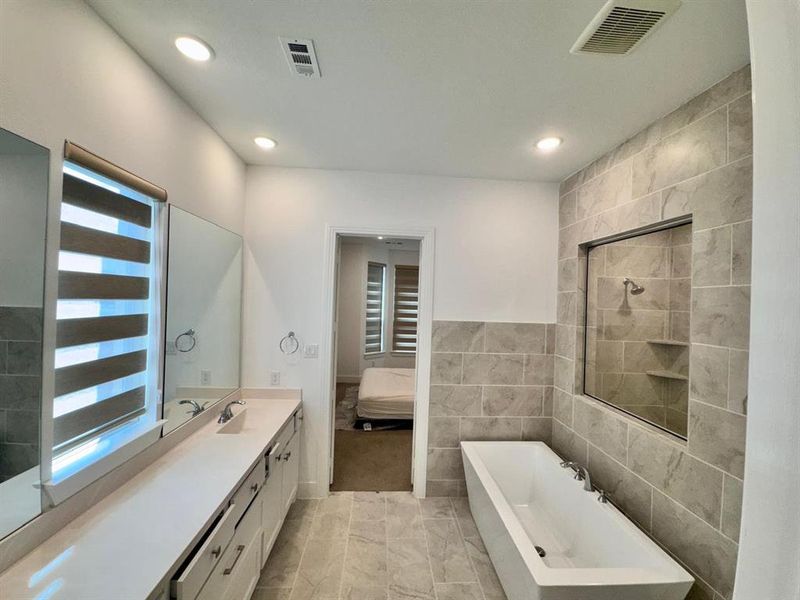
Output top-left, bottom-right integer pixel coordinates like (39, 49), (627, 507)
(0, 391), (302, 600)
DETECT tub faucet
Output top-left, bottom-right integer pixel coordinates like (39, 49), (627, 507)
(561, 460), (593, 492)
(218, 400), (246, 423)
(574, 465), (593, 492)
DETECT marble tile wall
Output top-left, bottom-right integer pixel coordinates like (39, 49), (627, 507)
(427, 321), (555, 496)
(556, 65), (751, 600)
(0, 307), (42, 483)
(584, 223), (691, 437)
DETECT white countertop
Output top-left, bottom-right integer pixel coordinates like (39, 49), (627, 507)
(0, 395), (301, 600)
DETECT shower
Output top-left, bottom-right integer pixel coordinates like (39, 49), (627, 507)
(623, 277), (645, 295)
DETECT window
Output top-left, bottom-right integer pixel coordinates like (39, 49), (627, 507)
(392, 265), (419, 353)
(365, 262), (386, 354)
(50, 143), (166, 489)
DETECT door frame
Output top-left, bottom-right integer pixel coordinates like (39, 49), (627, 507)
(319, 225), (435, 498)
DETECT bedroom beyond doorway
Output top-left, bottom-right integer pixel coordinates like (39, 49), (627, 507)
(330, 236), (420, 492)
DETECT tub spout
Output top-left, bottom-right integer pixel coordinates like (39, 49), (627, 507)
(571, 464), (593, 492)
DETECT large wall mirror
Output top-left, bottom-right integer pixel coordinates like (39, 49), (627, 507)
(0, 129), (48, 538)
(162, 207), (242, 434)
(584, 222), (692, 438)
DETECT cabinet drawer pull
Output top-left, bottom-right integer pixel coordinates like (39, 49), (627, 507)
(250, 482), (259, 493)
(223, 544), (246, 575)
(210, 545), (222, 559)
(283, 451), (291, 461)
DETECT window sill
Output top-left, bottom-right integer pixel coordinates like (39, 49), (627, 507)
(391, 351), (416, 356)
(43, 418), (165, 506)
(364, 352), (385, 358)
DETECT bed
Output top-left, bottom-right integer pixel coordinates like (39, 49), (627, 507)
(357, 367), (416, 420)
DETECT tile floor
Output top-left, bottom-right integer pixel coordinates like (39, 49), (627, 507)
(253, 492), (507, 600)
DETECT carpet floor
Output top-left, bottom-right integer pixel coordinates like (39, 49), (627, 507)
(331, 429), (413, 491)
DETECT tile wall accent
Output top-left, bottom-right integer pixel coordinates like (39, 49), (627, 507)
(427, 321), (555, 496)
(0, 307), (42, 483)
(556, 66), (751, 600)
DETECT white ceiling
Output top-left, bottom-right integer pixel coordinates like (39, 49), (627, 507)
(87, 0), (750, 182)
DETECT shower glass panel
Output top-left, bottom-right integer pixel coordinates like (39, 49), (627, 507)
(162, 207), (242, 435)
(584, 222), (691, 439)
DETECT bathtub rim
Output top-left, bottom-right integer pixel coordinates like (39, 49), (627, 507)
(461, 440), (694, 590)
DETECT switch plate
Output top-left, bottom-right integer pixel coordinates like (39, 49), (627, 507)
(200, 370), (211, 385)
(303, 344), (319, 358)
(270, 370), (281, 386)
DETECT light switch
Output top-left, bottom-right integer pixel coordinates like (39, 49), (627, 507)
(304, 344), (319, 358)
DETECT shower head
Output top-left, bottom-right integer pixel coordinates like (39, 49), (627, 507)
(623, 277), (645, 295)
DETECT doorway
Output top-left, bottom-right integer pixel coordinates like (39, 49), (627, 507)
(321, 227), (434, 496)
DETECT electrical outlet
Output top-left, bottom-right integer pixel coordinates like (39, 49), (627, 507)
(200, 370), (211, 385)
(270, 370), (281, 386)
(303, 344), (319, 358)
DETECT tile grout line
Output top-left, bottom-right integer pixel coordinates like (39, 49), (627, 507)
(418, 497), (443, 600)
(286, 499), (322, 598)
(451, 497), (490, 600)
(336, 493), (355, 600)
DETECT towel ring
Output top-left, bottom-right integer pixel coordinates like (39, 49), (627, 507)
(279, 331), (299, 355)
(175, 328), (197, 353)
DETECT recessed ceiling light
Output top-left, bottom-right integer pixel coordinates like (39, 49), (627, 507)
(254, 137), (277, 150)
(377, 236), (384, 240)
(174, 36), (214, 62)
(535, 137), (563, 152)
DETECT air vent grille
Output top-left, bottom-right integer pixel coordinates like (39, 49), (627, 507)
(280, 37), (321, 77)
(571, 0), (681, 55)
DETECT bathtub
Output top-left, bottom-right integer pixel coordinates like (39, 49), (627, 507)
(461, 442), (693, 600)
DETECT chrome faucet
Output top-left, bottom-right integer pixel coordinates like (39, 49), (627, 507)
(574, 465), (593, 492)
(179, 399), (208, 416)
(560, 460), (593, 492)
(218, 400), (246, 424)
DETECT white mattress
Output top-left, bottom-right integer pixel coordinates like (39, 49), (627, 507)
(357, 367), (415, 420)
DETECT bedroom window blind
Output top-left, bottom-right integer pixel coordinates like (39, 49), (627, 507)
(392, 265), (419, 353)
(53, 144), (164, 458)
(365, 262), (386, 354)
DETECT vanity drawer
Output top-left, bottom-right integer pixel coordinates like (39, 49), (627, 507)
(198, 493), (262, 600)
(171, 505), (237, 600)
(229, 457), (266, 525)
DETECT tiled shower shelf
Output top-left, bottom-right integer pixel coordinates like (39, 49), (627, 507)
(646, 339), (690, 347)
(646, 370), (689, 381)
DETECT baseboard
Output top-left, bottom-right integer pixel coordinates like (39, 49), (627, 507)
(336, 375), (361, 384)
(297, 481), (323, 499)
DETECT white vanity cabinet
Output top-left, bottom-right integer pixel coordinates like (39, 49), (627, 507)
(281, 415), (300, 514)
(170, 407), (302, 600)
(260, 409), (302, 567)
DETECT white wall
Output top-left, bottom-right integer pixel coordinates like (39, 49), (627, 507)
(0, 0), (246, 235)
(242, 166), (558, 494)
(735, 2), (800, 599)
(0, 155), (48, 306)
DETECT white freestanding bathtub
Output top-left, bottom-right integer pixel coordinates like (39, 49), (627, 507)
(461, 442), (693, 600)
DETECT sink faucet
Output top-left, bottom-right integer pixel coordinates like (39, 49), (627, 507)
(179, 399), (207, 416)
(218, 400), (246, 424)
(560, 460), (593, 492)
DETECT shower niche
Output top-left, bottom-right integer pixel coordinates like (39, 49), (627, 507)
(583, 222), (691, 439)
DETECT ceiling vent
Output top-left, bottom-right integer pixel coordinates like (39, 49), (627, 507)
(571, 0), (681, 55)
(280, 37), (321, 77)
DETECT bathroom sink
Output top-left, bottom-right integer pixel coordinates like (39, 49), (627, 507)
(217, 408), (248, 434)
